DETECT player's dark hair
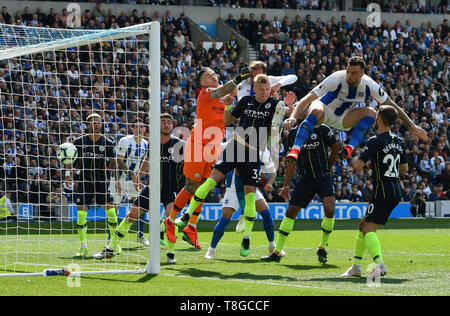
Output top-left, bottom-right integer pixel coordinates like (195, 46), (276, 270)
(198, 67), (212, 82)
(378, 105), (398, 127)
(348, 56), (366, 70)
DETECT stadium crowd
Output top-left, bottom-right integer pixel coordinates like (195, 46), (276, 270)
(0, 4), (449, 219)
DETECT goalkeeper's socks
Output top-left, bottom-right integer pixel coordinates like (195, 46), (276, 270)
(77, 210), (88, 245)
(243, 192), (256, 238)
(188, 202), (204, 226)
(319, 216), (335, 249)
(275, 217), (295, 254)
(211, 217), (231, 249)
(186, 178), (217, 217)
(354, 231), (366, 265)
(260, 209), (275, 242)
(365, 232), (383, 264)
(109, 219), (133, 251)
(169, 188), (192, 221)
(348, 116), (375, 150)
(292, 113), (318, 149)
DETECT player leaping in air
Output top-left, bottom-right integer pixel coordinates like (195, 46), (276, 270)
(283, 56), (428, 162)
(164, 65), (251, 249)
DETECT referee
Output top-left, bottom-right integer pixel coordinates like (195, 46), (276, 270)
(72, 113), (118, 257)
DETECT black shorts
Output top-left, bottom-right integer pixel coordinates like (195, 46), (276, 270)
(364, 181), (402, 225)
(133, 187), (177, 211)
(364, 196), (401, 225)
(74, 180), (114, 206)
(289, 177), (335, 208)
(213, 141), (261, 187)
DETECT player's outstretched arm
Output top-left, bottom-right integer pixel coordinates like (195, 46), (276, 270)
(210, 66), (250, 99)
(351, 156), (365, 171)
(383, 96), (428, 142)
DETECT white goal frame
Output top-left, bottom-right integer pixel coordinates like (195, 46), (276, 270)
(0, 21), (160, 276)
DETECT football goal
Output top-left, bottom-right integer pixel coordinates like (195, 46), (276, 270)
(0, 21), (161, 277)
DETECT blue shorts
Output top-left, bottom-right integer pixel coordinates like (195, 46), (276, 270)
(289, 177), (335, 208)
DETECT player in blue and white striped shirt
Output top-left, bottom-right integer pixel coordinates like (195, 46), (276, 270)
(109, 118), (149, 246)
(284, 56), (427, 161)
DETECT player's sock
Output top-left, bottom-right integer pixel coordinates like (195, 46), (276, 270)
(365, 232), (383, 264)
(186, 178), (217, 217)
(137, 213), (146, 238)
(348, 116), (375, 150)
(77, 210), (88, 246)
(169, 188), (192, 221)
(260, 209), (275, 242)
(211, 217), (231, 249)
(106, 207), (118, 235)
(275, 217), (295, 254)
(354, 231), (366, 265)
(292, 113), (318, 149)
(243, 192), (257, 238)
(188, 202), (204, 226)
(319, 216), (335, 249)
(109, 219), (133, 251)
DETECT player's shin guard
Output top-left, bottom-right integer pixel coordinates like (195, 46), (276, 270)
(106, 207), (118, 235)
(243, 192), (257, 238)
(365, 232), (383, 264)
(275, 217), (295, 254)
(211, 217), (231, 249)
(319, 216), (335, 249)
(348, 116), (375, 150)
(354, 231), (366, 265)
(260, 209), (275, 242)
(293, 113), (318, 149)
(77, 211), (88, 246)
(187, 178), (217, 217)
(109, 219), (133, 251)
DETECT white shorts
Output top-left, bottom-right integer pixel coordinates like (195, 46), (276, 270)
(222, 187), (265, 211)
(312, 99), (352, 131)
(109, 178), (140, 204)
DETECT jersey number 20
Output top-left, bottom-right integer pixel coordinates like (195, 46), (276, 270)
(383, 154), (400, 178)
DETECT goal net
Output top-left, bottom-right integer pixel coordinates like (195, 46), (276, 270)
(0, 22), (160, 277)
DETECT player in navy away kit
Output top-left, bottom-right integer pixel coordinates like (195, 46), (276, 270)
(261, 123), (339, 263)
(95, 113), (185, 263)
(72, 113), (118, 257)
(341, 105), (408, 278)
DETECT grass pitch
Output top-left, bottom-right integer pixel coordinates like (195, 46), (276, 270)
(0, 219), (449, 296)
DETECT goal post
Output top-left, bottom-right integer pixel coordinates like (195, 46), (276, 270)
(0, 21), (160, 276)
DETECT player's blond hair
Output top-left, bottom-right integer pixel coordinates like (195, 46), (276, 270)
(249, 61), (267, 72)
(253, 74), (270, 87)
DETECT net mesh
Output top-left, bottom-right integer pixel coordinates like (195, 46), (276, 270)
(0, 23), (155, 275)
